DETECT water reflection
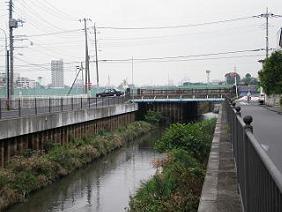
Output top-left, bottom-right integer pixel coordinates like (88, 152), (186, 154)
(8, 132), (163, 212)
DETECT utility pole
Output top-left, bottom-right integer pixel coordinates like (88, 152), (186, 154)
(265, 8), (270, 58)
(266, 8), (269, 58)
(80, 61), (84, 84)
(0, 28), (9, 101)
(258, 8), (278, 59)
(67, 65), (82, 96)
(8, 0), (23, 98)
(234, 66), (238, 98)
(131, 57), (134, 99)
(94, 23), (99, 88)
(9, 0), (14, 97)
(81, 18), (91, 94)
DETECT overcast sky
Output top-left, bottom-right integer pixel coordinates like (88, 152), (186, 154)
(0, 0), (282, 86)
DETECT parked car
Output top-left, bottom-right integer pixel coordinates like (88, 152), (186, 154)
(96, 88), (123, 97)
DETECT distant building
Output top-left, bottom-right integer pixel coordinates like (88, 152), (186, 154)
(16, 77), (36, 89)
(51, 60), (64, 88)
(237, 85), (258, 97)
(0, 72), (27, 88)
(0, 73), (6, 87)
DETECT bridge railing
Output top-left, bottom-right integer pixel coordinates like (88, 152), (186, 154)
(226, 100), (282, 212)
(135, 88), (235, 99)
(0, 96), (130, 120)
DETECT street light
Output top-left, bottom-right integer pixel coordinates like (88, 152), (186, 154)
(0, 28), (9, 101)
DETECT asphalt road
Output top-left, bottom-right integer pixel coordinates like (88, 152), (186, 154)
(238, 102), (282, 172)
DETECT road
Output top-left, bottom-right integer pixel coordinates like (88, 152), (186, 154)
(238, 102), (282, 172)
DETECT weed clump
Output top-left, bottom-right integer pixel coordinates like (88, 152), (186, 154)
(129, 119), (217, 211)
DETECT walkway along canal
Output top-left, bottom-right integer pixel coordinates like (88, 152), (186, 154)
(7, 130), (164, 212)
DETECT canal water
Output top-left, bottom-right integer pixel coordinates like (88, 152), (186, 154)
(8, 131), (164, 212)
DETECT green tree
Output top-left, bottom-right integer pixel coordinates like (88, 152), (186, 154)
(259, 51), (282, 95)
(241, 73), (258, 85)
(225, 72), (240, 85)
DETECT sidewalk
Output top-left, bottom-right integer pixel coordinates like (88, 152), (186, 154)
(198, 106), (242, 212)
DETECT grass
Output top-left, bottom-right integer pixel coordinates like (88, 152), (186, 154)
(0, 121), (153, 211)
(129, 119), (217, 212)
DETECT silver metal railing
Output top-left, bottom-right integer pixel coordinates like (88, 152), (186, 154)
(226, 100), (282, 212)
(0, 96), (130, 120)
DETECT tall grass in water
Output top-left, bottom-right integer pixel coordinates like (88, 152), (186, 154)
(129, 118), (217, 212)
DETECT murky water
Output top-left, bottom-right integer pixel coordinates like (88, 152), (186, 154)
(8, 131), (163, 212)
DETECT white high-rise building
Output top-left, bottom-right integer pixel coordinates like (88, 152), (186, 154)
(51, 60), (64, 88)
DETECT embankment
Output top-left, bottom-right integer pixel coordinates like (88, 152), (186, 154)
(0, 121), (153, 211)
(129, 118), (217, 212)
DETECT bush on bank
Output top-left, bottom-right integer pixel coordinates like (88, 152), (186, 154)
(0, 121), (153, 211)
(155, 119), (216, 163)
(144, 110), (163, 125)
(129, 119), (216, 212)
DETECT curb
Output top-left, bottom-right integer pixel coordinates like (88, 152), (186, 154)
(197, 106), (222, 211)
(198, 105), (242, 212)
(261, 105), (282, 115)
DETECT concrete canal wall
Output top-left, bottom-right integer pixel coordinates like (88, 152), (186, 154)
(0, 103), (137, 166)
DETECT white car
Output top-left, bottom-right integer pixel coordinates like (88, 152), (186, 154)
(258, 94), (265, 104)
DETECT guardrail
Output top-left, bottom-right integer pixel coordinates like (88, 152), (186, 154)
(136, 88), (235, 99)
(133, 94), (224, 100)
(226, 100), (282, 212)
(0, 96), (129, 120)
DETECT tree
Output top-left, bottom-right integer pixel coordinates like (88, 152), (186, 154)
(225, 72), (241, 85)
(259, 51), (282, 95)
(241, 73), (258, 85)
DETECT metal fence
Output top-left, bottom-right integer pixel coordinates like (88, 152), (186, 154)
(135, 88), (235, 99)
(226, 100), (282, 212)
(0, 96), (129, 120)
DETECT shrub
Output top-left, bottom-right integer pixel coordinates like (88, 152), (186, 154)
(12, 171), (38, 195)
(130, 118), (217, 211)
(155, 119), (216, 163)
(144, 111), (162, 124)
(259, 51), (282, 95)
(130, 149), (205, 212)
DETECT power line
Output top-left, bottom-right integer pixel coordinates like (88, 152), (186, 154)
(3, 48), (264, 70)
(129, 54), (265, 63)
(97, 16), (257, 30)
(14, 56), (50, 71)
(97, 48), (264, 62)
(28, 0), (78, 22)
(36, 0), (78, 21)
(17, 0), (67, 31)
(256, 9), (282, 58)
(15, 29), (83, 38)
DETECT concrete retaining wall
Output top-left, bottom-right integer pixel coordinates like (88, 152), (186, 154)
(265, 94), (281, 107)
(198, 105), (242, 212)
(0, 103), (138, 167)
(0, 103), (137, 140)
